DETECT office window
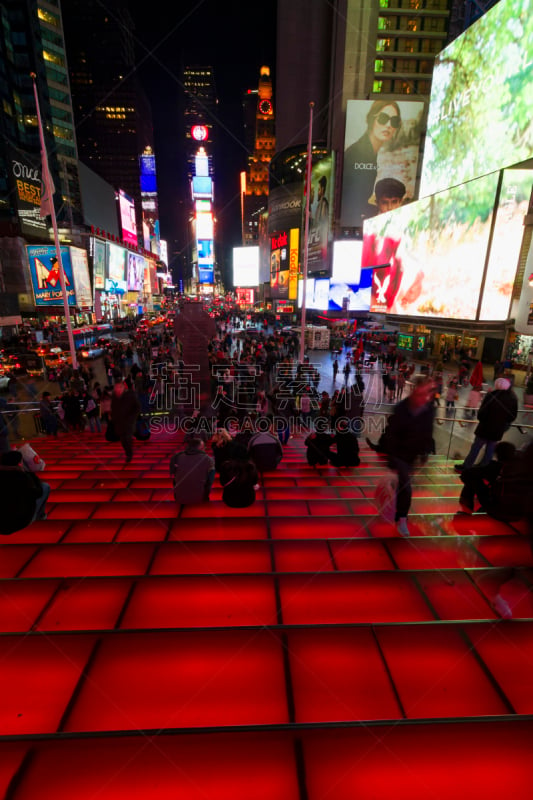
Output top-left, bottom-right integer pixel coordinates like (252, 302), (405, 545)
(398, 38), (418, 52)
(396, 59), (417, 71)
(394, 80), (414, 93)
(424, 17), (446, 31)
(378, 16), (396, 30)
(376, 37), (393, 52)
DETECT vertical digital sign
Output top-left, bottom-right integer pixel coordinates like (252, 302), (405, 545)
(118, 189), (138, 246)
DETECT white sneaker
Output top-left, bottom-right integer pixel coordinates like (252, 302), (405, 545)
(397, 517), (410, 537)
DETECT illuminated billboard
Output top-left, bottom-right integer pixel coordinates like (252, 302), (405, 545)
(196, 212), (214, 239)
(329, 270), (372, 312)
(364, 172), (500, 319)
(307, 154), (335, 276)
(332, 240), (362, 283)
(233, 246), (259, 287)
(192, 176), (213, 199)
(236, 288), (254, 305)
(421, 0), (533, 197)
(106, 242), (126, 284)
(198, 266), (214, 284)
(139, 154), (157, 194)
(297, 278), (329, 311)
(198, 239), (214, 265)
(26, 245), (76, 306)
(9, 146), (49, 236)
(117, 189), (137, 246)
(270, 230), (290, 299)
(127, 252), (146, 292)
(479, 169), (533, 320)
(92, 238), (106, 290)
(69, 246), (92, 308)
(341, 99), (425, 228)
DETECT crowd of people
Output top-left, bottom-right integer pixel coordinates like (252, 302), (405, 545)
(2, 311), (533, 591)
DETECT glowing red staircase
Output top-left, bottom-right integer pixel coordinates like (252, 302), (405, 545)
(1, 430), (533, 799)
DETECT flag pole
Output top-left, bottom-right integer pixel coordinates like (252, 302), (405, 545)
(299, 101), (314, 366)
(31, 73), (77, 369)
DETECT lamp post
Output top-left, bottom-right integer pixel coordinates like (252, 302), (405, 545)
(299, 102), (314, 366)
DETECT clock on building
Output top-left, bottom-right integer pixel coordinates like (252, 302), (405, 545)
(258, 99), (273, 115)
(191, 125), (208, 141)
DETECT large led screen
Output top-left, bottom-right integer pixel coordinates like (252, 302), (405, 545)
(270, 230), (289, 299)
(233, 246), (259, 287)
(118, 189), (137, 246)
(127, 252), (146, 292)
(196, 212), (214, 239)
(332, 240), (362, 283)
(69, 246), (92, 307)
(307, 154), (334, 276)
(341, 99), (425, 228)
(329, 269), (372, 312)
(140, 154), (157, 194)
(106, 242), (126, 284)
(297, 278), (329, 311)
(480, 169), (533, 320)
(364, 172), (500, 319)
(421, 0), (533, 197)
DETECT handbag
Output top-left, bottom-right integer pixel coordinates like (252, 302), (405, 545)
(18, 442), (46, 472)
(105, 419), (120, 442)
(373, 469), (398, 522)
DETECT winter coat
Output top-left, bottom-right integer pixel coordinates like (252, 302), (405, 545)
(378, 397), (435, 465)
(170, 444), (215, 505)
(474, 388), (518, 441)
(111, 388), (141, 437)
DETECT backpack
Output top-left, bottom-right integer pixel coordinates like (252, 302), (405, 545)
(220, 459), (258, 508)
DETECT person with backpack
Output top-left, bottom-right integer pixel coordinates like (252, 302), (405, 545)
(170, 436), (215, 506)
(219, 457), (259, 508)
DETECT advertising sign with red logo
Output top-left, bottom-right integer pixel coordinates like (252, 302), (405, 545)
(270, 230), (289, 299)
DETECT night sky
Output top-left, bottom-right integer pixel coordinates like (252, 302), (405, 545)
(126, 0), (277, 282)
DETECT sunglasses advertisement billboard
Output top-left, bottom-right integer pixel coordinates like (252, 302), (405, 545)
(364, 171), (499, 319)
(341, 99), (424, 229)
(421, 0), (533, 198)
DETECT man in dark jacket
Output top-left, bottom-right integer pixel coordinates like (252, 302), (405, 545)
(367, 376), (436, 536)
(330, 419), (360, 467)
(456, 377), (518, 472)
(170, 437), (215, 506)
(0, 450), (50, 534)
(110, 378), (141, 463)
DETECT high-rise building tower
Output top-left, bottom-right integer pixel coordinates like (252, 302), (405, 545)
(61, 0), (155, 235)
(242, 66), (275, 245)
(0, 0), (82, 236)
(183, 66), (217, 181)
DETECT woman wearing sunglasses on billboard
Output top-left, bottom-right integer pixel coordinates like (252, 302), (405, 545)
(343, 100), (402, 225)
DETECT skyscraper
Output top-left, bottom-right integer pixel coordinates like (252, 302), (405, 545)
(0, 0), (81, 235)
(242, 66), (276, 245)
(61, 0), (155, 235)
